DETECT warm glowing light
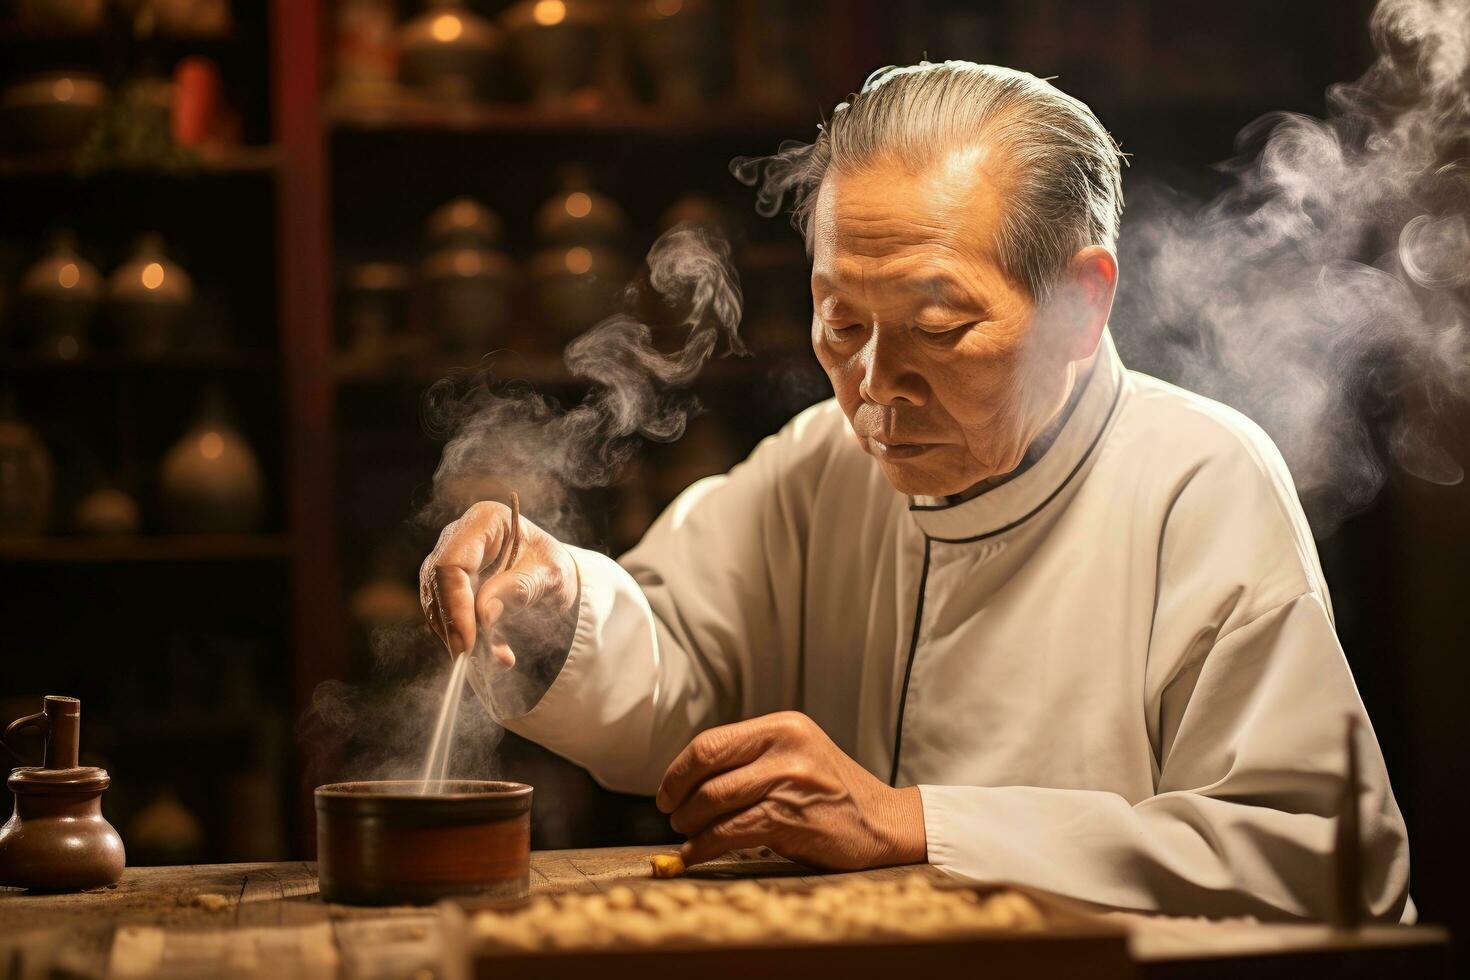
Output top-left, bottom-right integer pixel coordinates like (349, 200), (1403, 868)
(565, 246), (593, 275)
(431, 13), (463, 42)
(653, 0), (683, 16)
(199, 432), (225, 460)
(450, 200), (478, 225)
(57, 336), (80, 360)
(533, 0), (566, 26)
(141, 262), (165, 290)
(564, 192), (592, 219)
(453, 251), (483, 276)
(53, 78), (75, 102)
(57, 263), (80, 289)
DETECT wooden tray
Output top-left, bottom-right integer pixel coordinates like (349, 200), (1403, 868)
(439, 876), (1135, 980)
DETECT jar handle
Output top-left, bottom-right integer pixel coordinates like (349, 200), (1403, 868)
(2, 712), (46, 768)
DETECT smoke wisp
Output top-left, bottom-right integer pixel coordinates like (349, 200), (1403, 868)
(1112, 0), (1470, 532)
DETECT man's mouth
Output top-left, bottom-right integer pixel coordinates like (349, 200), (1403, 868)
(870, 439), (937, 461)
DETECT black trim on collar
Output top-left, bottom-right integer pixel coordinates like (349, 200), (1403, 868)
(910, 359), (1101, 513)
(913, 379), (1123, 545)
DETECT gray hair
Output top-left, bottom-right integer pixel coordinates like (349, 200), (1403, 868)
(735, 61), (1126, 303)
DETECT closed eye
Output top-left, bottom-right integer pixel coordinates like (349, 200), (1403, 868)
(918, 321), (979, 343)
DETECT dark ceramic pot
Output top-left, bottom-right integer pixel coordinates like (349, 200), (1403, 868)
(315, 780), (532, 905)
(107, 232), (194, 356)
(399, 0), (504, 102)
(1, 71), (108, 152)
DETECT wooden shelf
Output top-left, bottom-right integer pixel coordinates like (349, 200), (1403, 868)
(327, 96), (811, 137)
(0, 534), (293, 563)
(0, 147), (282, 179)
(0, 22), (240, 46)
(333, 350), (812, 389)
(0, 351), (276, 373)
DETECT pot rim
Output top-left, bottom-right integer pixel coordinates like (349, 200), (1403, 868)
(315, 779), (532, 801)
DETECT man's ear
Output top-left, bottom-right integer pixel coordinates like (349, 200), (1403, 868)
(1045, 246), (1118, 361)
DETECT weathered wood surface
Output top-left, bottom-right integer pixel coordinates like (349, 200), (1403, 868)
(0, 846), (758, 979)
(0, 845), (1452, 980)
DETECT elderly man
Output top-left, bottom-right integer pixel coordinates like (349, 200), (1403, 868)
(422, 62), (1410, 922)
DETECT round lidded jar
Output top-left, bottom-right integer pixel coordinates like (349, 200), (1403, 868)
(107, 232), (195, 356)
(421, 197), (515, 356)
(315, 779), (532, 905)
(529, 167), (630, 339)
(399, 0), (504, 102)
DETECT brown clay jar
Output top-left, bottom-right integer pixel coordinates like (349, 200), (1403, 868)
(0, 695), (125, 891)
(0, 768), (125, 891)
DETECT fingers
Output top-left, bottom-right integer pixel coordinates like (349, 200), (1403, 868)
(474, 561), (558, 633)
(657, 719), (776, 814)
(679, 802), (778, 867)
(668, 761), (784, 836)
(487, 639), (516, 669)
(419, 502), (510, 656)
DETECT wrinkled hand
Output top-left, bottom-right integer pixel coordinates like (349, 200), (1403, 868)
(419, 500), (579, 667)
(656, 711), (927, 870)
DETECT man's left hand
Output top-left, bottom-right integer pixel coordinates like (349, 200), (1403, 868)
(655, 711), (928, 870)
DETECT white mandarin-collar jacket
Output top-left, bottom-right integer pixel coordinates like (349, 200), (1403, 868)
(495, 333), (1411, 922)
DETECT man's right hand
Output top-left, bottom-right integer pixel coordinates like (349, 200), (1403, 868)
(419, 501), (580, 668)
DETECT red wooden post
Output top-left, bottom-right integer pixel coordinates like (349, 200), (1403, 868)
(271, 0), (345, 857)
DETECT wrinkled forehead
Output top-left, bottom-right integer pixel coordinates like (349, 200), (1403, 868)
(811, 143), (1010, 276)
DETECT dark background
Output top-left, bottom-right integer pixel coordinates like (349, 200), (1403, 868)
(2, 0), (1465, 948)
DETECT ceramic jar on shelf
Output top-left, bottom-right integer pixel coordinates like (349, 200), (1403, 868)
(501, 0), (619, 109)
(18, 231), (101, 359)
(0, 396), (54, 538)
(15, 0), (107, 36)
(733, 0), (806, 112)
(158, 389), (265, 534)
(74, 484), (143, 536)
(737, 240), (810, 355)
(349, 556), (422, 633)
(1, 71), (109, 153)
(399, 0), (504, 103)
(340, 261), (413, 371)
(334, 0), (400, 101)
(146, 0), (234, 38)
(421, 197), (515, 358)
(631, 0), (722, 109)
(530, 166), (630, 341)
(107, 233), (194, 356)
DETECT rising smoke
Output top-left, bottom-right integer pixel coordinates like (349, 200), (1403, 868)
(735, 0), (1470, 536)
(301, 225), (745, 784)
(1112, 0), (1470, 532)
(419, 226), (746, 542)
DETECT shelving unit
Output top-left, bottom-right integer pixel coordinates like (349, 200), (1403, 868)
(0, 2), (297, 864)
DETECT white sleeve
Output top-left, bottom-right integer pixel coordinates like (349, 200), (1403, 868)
(493, 407), (833, 795)
(919, 592), (1411, 922)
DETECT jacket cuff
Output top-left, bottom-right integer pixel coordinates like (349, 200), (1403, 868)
(492, 544), (605, 726)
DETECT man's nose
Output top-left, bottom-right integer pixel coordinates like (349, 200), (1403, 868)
(859, 329), (925, 407)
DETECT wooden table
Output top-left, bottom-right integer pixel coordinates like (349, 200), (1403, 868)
(0, 845), (1452, 979)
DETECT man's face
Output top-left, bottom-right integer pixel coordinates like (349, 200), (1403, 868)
(810, 148), (1084, 497)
